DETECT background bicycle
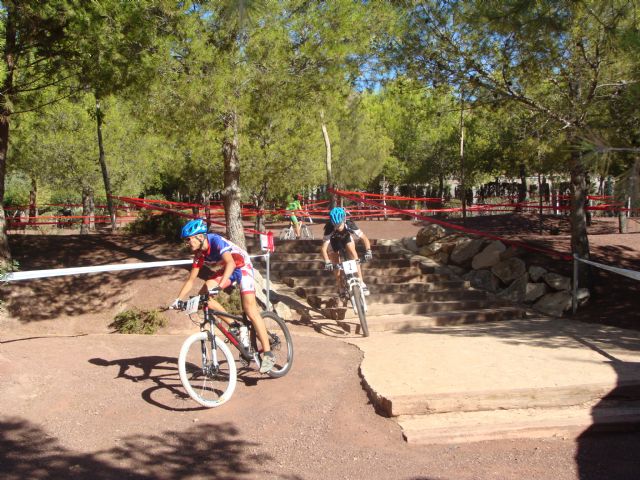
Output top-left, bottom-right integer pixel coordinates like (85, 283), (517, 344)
(279, 214), (314, 240)
(174, 288), (294, 408)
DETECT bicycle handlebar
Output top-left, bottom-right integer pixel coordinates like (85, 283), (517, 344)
(171, 287), (221, 311)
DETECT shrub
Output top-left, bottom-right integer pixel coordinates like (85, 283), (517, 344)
(125, 211), (185, 241)
(109, 308), (167, 334)
(217, 288), (243, 315)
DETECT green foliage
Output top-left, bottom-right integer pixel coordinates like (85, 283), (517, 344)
(217, 289), (242, 316)
(125, 211), (184, 241)
(109, 308), (167, 335)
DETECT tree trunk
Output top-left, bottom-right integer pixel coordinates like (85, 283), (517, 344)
(516, 163), (527, 213)
(0, 3), (16, 266)
(320, 110), (334, 208)
(569, 151), (591, 287)
(254, 182), (267, 237)
(29, 177), (37, 223)
(459, 99), (466, 223)
(222, 110), (246, 249)
(95, 98), (117, 231)
(81, 186), (94, 235)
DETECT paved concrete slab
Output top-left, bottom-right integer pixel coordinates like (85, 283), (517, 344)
(354, 317), (640, 414)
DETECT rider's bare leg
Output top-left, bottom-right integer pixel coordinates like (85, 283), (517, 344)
(240, 292), (270, 353)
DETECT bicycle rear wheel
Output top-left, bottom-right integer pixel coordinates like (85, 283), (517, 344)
(178, 331), (237, 408)
(300, 224), (314, 240)
(279, 227), (293, 240)
(351, 285), (369, 337)
(259, 311), (294, 378)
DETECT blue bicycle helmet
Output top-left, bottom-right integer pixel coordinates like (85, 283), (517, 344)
(329, 207), (346, 225)
(181, 219), (208, 238)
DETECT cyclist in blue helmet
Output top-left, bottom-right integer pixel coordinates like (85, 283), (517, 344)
(321, 207), (372, 297)
(171, 218), (276, 373)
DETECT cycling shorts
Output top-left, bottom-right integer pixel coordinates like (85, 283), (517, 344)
(288, 214), (299, 224)
(209, 264), (256, 295)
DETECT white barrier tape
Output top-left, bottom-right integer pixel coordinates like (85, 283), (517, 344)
(2, 252), (271, 282)
(1, 259), (193, 282)
(575, 256), (640, 282)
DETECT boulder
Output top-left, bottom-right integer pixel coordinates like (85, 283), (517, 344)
(419, 241), (444, 257)
(524, 282), (548, 303)
(577, 288), (591, 306)
(528, 265), (547, 282)
(533, 291), (572, 317)
(492, 257), (527, 284)
(416, 224), (447, 247)
(472, 240), (506, 269)
(450, 238), (485, 265)
(499, 246), (523, 261)
(434, 251), (450, 264)
(543, 272), (571, 291)
(447, 265), (468, 277)
(497, 273), (529, 302)
(402, 236), (419, 253)
(462, 269), (500, 293)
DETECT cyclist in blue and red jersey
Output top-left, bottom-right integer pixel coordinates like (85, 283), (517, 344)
(171, 219), (275, 373)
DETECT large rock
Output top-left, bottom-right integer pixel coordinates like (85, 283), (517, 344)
(524, 282), (548, 303)
(497, 273), (529, 302)
(472, 240), (506, 269)
(533, 291), (572, 317)
(419, 242), (444, 257)
(528, 265), (547, 282)
(254, 269), (293, 319)
(450, 238), (485, 265)
(462, 269), (500, 292)
(402, 236), (419, 253)
(543, 272), (572, 291)
(416, 224), (447, 247)
(492, 257), (527, 284)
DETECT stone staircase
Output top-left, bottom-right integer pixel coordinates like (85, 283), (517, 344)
(264, 239), (527, 333)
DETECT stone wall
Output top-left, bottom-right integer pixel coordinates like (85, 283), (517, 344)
(405, 224), (590, 317)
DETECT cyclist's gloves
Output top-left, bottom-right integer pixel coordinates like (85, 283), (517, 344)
(364, 250), (373, 261)
(324, 262), (334, 271)
(170, 298), (184, 310)
(208, 286), (221, 295)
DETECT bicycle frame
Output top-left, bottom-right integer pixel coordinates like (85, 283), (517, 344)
(191, 294), (261, 365)
(335, 252), (368, 314)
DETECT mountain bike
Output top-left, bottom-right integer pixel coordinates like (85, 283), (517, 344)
(279, 214), (314, 240)
(333, 253), (369, 337)
(173, 288), (294, 408)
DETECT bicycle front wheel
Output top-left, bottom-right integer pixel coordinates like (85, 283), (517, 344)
(351, 285), (369, 337)
(178, 331), (237, 408)
(279, 227), (292, 240)
(260, 311), (294, 378)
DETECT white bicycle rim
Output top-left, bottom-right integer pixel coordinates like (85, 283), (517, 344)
(178, 331), (237, 408)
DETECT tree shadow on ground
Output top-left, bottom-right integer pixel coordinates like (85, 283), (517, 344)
(0, 416), (287, 480)
(395, 317), (640, 353)
(3, 234), (190, 322)
(575, 339), (640, 480)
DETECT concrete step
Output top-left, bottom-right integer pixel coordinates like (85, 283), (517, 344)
(329, 307), (526, 328)
(305, 290), (489, 307)
(272, 240), (393, 253)
(275, 272), (469, 291)
(293, 282), (471, 297)
(269, 251), (402, 261)
(321, 301), (521, 320)
(397, 403), (640, 444)
(275, 266), (427, 278)
(266, 258), (415, 271)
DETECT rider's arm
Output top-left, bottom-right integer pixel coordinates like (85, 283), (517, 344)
(359, 231), (372, 251)
(217, 251), (237, 288)
(177, 266), (201, 300)
(320, 241), (331, 263)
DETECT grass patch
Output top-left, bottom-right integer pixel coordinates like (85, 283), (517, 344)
(109, 308), (167, 334)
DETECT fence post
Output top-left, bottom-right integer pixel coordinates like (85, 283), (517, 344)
(572, 253), (579, 314)
(265, 251), (271, 312)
